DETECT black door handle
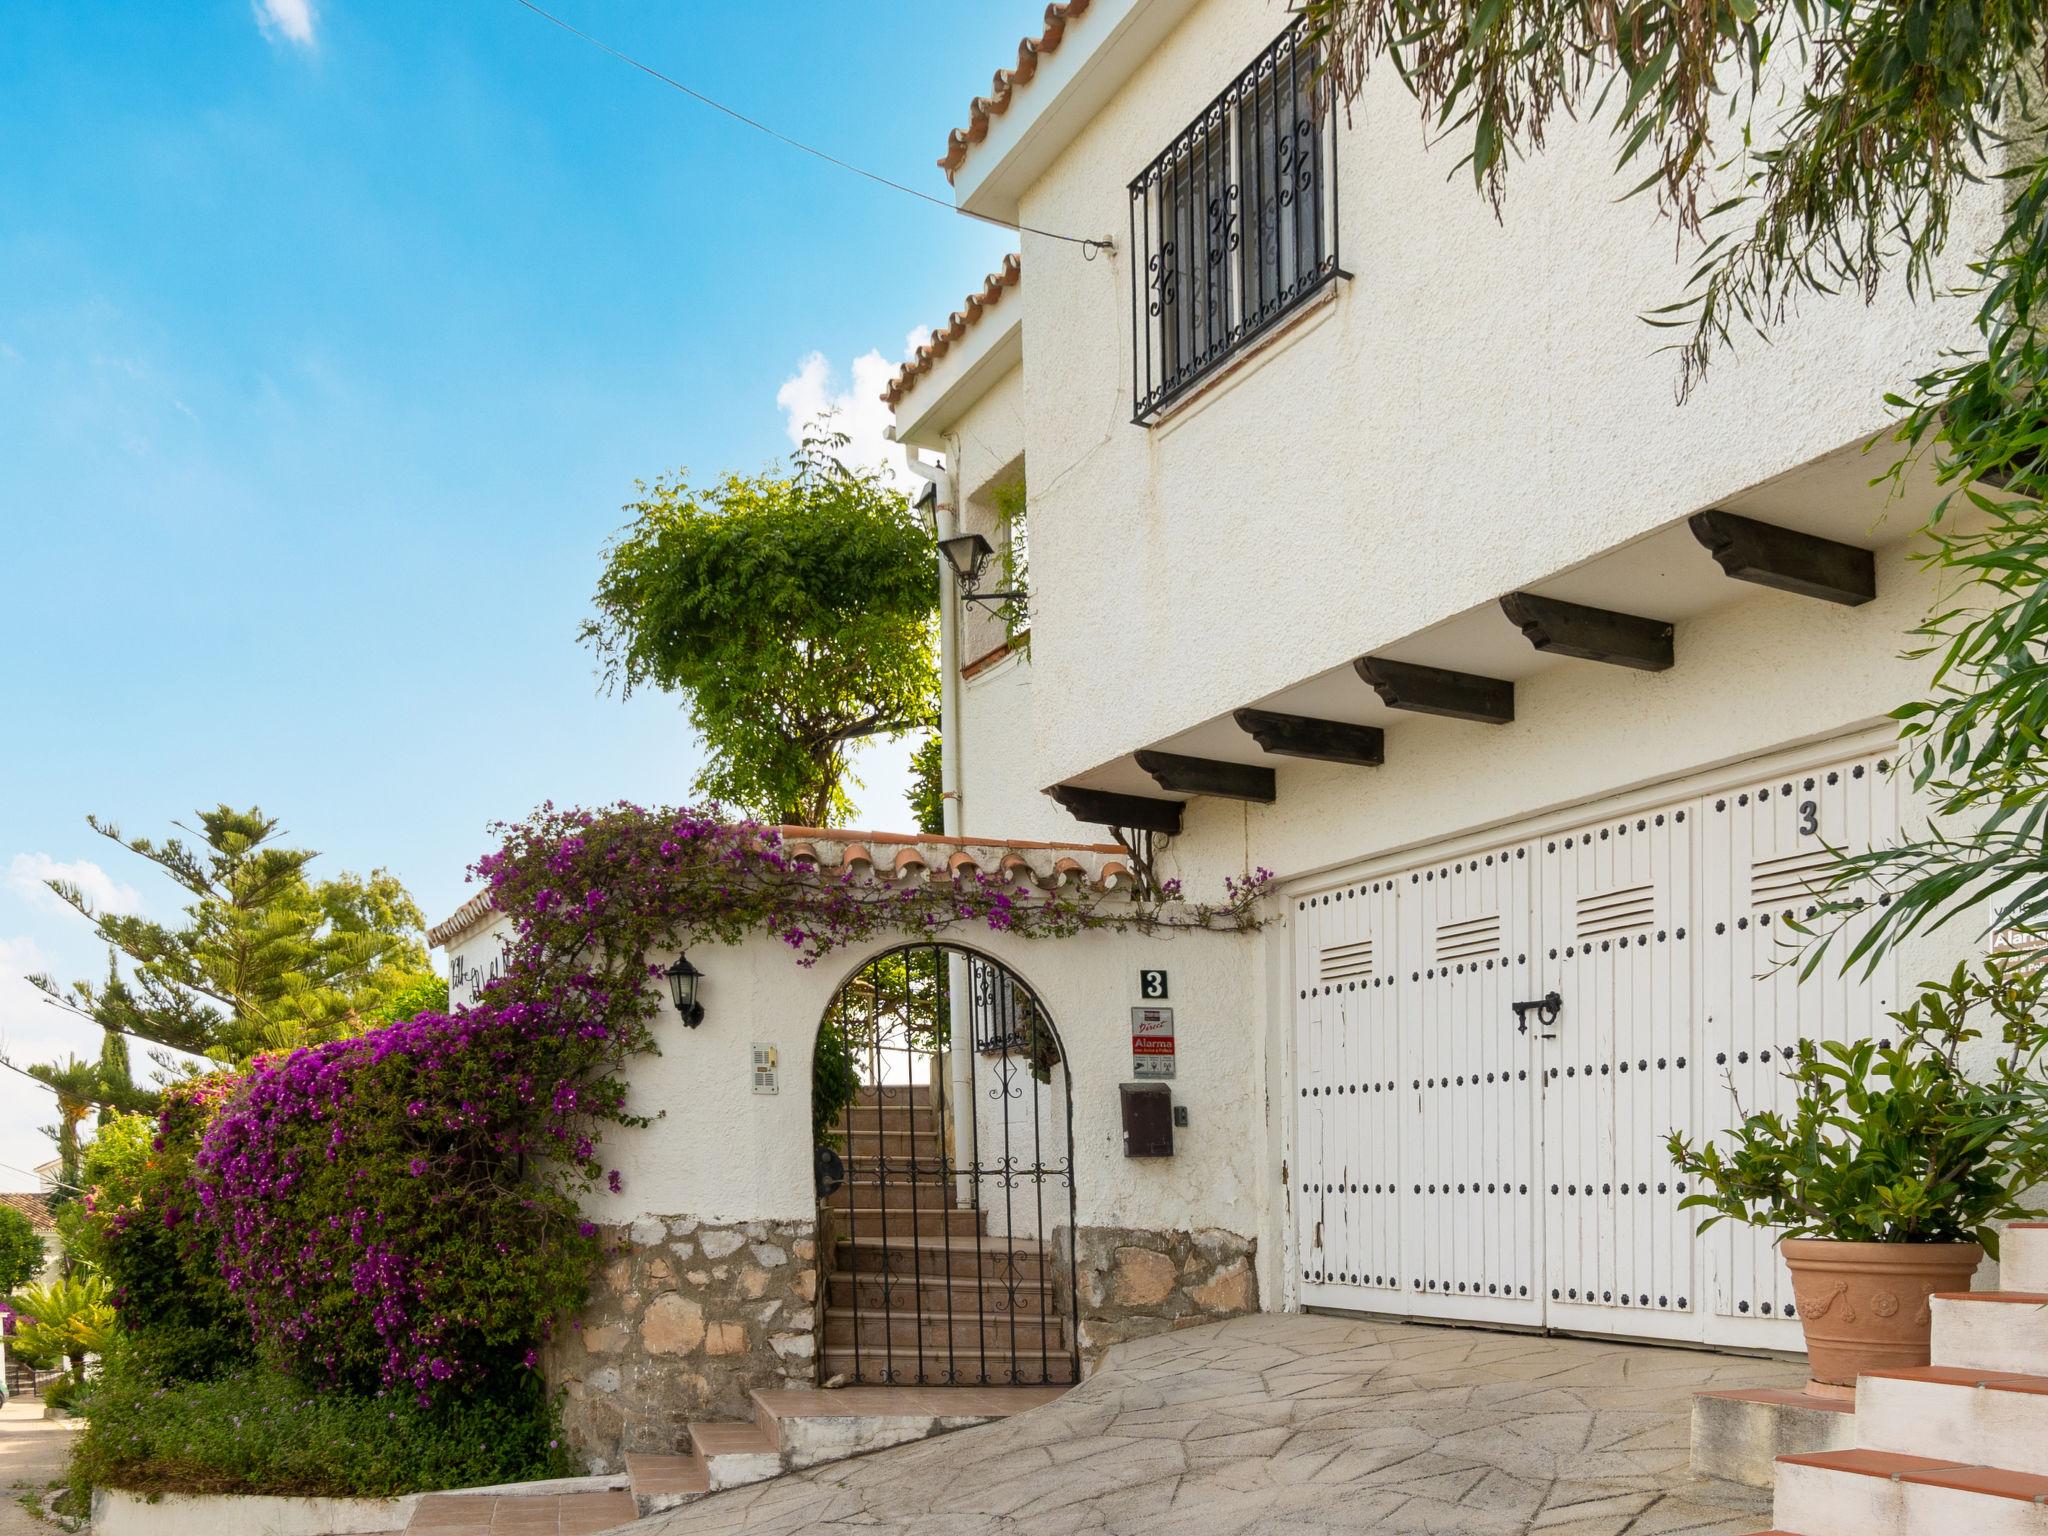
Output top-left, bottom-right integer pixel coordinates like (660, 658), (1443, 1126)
(1512, 992), (1562, 1034)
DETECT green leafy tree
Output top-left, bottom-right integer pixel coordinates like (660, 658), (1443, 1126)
(581, 431), (938, 828)
(24, 806), (439, 1102)
(0, 1205), (45, 1293)
(1299, 0), (2048, 962)
(907, 732), (945, 836)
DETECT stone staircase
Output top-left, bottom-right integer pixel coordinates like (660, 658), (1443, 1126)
(821, 1084), (1077, 1386)
(1749, 1220), (2048, 1535)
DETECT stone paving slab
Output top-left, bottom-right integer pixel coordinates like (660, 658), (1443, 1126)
(609, 1314), (1795, 1535)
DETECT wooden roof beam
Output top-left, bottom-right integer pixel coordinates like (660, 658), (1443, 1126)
(1232, 708), (1385, 766)
(1133, 750), (1276, 804)
(1354, 656), (1515, 724)
(1688, 509), (1876, 606)
(1047, 784), (1184, 835)
(1499, 591), (1674, 672)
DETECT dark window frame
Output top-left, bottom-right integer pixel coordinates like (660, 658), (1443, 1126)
(1127, 16), (1344, 425)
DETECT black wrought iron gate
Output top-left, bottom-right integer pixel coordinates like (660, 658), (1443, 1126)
(814, 943), (1079, 1386)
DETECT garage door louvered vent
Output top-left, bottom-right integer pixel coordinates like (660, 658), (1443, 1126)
(1435, 914), (1501, 962)
(1750, 848), (1836, 910)
(1575, 883), (1654, 939)
(1319, 938), (1374, 983)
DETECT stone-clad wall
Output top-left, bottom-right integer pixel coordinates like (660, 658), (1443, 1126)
(548, 1215), (817, 1469)
(1069, 1225), (1258, 1367)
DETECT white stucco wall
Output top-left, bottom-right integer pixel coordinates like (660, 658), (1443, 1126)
(443, 914), (1272, 1282)
(992, 0), (1999, 797)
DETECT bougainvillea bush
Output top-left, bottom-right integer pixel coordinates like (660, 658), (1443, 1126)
(73, 802), (1262, 1493)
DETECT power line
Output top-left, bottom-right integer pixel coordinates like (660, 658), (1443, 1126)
(0, 1157), (82, 1195)
(509, 0), (1114, 255)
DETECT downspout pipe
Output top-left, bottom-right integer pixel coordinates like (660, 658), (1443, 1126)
(898, 439), (962, 838)
(898, 434), (976, 1205)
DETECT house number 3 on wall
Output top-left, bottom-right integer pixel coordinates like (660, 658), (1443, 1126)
(1140, 970), (1169, 1000)
(1798, 800), (1820, 837)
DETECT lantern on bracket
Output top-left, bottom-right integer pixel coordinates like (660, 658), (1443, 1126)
(665, 952), (706, 1028)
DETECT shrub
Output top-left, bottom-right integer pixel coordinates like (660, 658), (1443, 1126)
(74, 1087), (253, 1384)
(68, 1352), (573, 1501)
(1668, 959), (2048, 1250)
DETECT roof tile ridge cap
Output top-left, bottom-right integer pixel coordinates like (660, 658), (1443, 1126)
(937, 1), (1091, 183)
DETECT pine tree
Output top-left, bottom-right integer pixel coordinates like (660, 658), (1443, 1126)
(21, 806), (439, 1117)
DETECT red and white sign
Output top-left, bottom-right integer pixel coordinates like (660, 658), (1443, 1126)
(1131, 1006), (1175, 1079)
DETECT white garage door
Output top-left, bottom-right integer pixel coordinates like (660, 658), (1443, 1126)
(1292, 738), (1902, 1347)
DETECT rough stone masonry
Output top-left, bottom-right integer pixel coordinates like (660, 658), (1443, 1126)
(1069, 1225), (1259, 1365)
(546, 1215), (817, 1468)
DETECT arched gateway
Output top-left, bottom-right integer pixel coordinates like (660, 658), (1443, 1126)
(814, 942), (1079, 1386)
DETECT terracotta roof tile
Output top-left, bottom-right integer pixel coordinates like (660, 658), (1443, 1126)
(0, 1192), (55, 1234)
(882, 254), (1022, 409)
(938, 2), (1093, 184)
(427, 824), (1136, 944)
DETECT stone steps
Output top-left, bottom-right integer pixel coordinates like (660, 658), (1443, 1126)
(1775, 1449), (2048, 1535)
(828, 1205), (985, 1238)
(827, 1268), (1057, 1315)
(834, 1233), (1056, 1280)
(820, 1344), (1079, 1386)
(823, 1305), (1065, 1350)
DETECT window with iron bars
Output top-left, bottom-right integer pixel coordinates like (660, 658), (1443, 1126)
(1127, 17), (1342, 424)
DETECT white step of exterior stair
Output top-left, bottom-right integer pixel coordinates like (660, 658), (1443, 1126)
(1858, 1365), (2048, 1473)
(1775, 1449), (1945, 1536)
(1776, 1449), (2048, 1536)
(2006, 1223), (2048, 1293)
(1931, 1291), (2048, 1374)
(687, 1420), (784, 1492)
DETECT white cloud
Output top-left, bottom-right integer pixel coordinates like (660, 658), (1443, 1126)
(252, 0), (317, 47)
(7, 854), (141, 917)
(775, 344), (915, 489)
(0, 340), (21, 364)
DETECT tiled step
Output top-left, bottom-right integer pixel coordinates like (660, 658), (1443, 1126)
(688, 1420), (783, 1492)
(823, 1304), (1065, 1350)
(1858, 1365), (2048, 1473)
(836, 1234), (1054, 1280)
(1773, 1449), (1963, 1536)
(2006, 1222), (2048, 1293)
(407, 1490), (638, 1534)
(1776, 1449), (2048, 1536)
(835, 1129), (946, 1158)
(824, 1179), (960, 1211)
(821, 1344), (1078, 1386)
(1690, 1385), (1855, 1487)
(828, 1268), (1055, 1315)
(833, 1103), (938, 1132)
(1931, 1291), (2048, 1374)
(853, 1085), (931, 1106)
(622, 1452), (708, 1514)
(751, 1384), (1067, 1470)
(828, 1205), (984, 1238)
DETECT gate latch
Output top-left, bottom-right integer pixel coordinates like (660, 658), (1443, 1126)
(1511, 991), (1563, 1036)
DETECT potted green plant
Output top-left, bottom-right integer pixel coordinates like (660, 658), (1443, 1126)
(1668, 958), (2048, 1389)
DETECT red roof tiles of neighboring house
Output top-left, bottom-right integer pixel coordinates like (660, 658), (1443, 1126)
(939, 1), (1093, 184)
(881, 254), (1021, 408)
(0, 1192), (56, 1234)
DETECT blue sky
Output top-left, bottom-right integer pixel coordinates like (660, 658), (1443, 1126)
(0, 0), (1017, 1179)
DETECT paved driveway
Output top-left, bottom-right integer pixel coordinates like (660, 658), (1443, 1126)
(0, 1395), (76, 1536)
(617, 1313), (1790, 1535)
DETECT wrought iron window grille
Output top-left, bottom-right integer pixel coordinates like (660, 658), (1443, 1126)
(1127, 16), (1345, 425)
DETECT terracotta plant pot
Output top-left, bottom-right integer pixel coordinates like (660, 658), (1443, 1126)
(1781, 1237), (1984, 1388)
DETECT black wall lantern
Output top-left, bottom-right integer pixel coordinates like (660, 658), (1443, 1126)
(938, 532), (1026, 613)
(665, 952), (705, 1028)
